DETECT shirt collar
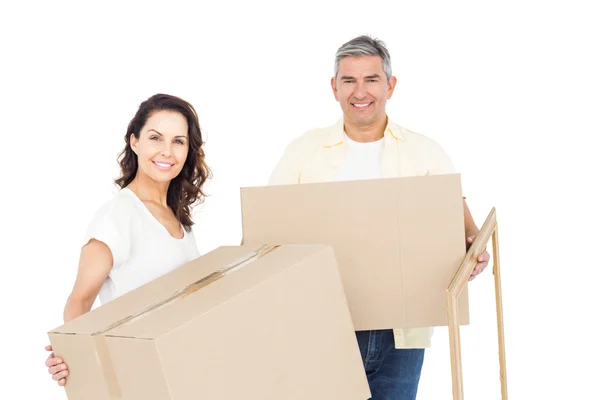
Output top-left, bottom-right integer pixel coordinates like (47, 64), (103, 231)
(323, 116), (405, 148)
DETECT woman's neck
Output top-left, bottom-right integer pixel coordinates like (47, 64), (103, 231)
(126, 173), (170, 207)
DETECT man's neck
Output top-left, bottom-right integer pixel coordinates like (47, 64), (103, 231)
(343, 115), (388, 143)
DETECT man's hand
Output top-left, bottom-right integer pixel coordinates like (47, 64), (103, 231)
(466, 235), (490, 281)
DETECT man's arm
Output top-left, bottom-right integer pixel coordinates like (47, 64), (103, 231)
(463, 199), (480, 239)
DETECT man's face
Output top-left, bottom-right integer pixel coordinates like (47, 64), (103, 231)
(331, 55), (396, 127)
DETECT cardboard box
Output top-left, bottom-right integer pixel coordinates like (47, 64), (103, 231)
(241, 174), (469, 331)
(48, 244), (371, 400)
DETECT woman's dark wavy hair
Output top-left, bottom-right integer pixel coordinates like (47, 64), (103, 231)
(115, 93), (211, 232)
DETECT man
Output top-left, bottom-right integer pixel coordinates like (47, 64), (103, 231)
(267, 35), (490, 400)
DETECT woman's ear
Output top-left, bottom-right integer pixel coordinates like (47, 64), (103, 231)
(130, 133), (138, 154)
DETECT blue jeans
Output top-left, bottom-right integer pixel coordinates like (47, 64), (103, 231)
(356, 329), (425, 400)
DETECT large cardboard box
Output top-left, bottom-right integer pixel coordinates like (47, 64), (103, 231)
(240, 174), (469, 331)
(48, 244), (371, 400)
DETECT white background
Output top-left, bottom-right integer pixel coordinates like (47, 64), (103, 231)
(1, 1), (599, 399)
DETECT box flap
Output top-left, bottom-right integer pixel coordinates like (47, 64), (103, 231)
(55, 244), (333, 340)
(105, 244), (332, 339)
(49, 245), (271, 336)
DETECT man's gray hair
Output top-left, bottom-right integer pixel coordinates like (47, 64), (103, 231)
(334, 35), (392, 81)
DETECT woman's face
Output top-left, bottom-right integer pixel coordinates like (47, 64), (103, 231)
(130, 110), (190, 184)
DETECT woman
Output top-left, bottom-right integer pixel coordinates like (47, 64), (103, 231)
(44, 93), (211, 386)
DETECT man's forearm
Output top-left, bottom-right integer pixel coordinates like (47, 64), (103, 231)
(463, 200), (480, 238)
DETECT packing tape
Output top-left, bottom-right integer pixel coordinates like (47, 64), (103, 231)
(93, 335), (122, 399)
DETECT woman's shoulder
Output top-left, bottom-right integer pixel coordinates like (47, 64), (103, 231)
(83, 188), (140, 266)
(87, 188), (142, 228)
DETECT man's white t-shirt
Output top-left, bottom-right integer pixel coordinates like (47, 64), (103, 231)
(333, 133), (384, 182)
(83, 187), (200, 304)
